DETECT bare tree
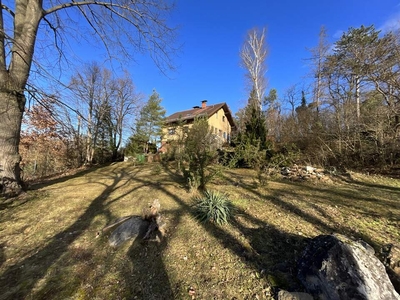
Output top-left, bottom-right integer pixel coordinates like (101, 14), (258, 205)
(307, 25), (330, 114)
(240, 27), (268, 109)
(108, 71), (143, 160)
(70, 63), (142, 164)
(69, 62), (113, 164)
(284, 84), (300, 117)
(0, 0), (177, 196)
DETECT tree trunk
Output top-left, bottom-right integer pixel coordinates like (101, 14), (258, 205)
(355, 75), (360, 122)
(0, 91), (26, 197)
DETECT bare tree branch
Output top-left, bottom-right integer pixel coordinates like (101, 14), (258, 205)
(241, 28), (268, 109)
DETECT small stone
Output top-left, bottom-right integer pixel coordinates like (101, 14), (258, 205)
(277, 290), (313, 300)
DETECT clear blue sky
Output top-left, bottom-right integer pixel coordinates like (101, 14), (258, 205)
(42, 0), (400, 117)
(124, 0), (400, 116)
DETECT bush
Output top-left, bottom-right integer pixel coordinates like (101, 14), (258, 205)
(193, 190), (233, 225)
(182, 117), (219, 190)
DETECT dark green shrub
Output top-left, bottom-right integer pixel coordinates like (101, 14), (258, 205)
(193, 190), (233, 225)
(182, 117), (219, 191)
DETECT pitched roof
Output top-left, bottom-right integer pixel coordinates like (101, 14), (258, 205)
(165, 102), (236, 128)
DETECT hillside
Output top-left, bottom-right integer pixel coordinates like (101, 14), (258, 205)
(0, 162), (399, 299)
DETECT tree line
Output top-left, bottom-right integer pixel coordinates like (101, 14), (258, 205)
(15, 24), (400, 192)
(236, 25), (400, 175)
(1, 0), (399, 197)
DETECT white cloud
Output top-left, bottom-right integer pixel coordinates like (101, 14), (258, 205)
(333, 30), (345, 39)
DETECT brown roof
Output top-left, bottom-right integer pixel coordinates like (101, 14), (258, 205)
(165, 102), (236, 128)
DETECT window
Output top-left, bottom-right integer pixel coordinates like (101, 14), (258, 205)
(219, 129), (222, 136)
(222, 116), (225, 122)
(168, 128), (176, 135)
(223, 132), (226, 140)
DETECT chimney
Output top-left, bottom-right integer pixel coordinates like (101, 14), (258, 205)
(201, 100), (207, 109)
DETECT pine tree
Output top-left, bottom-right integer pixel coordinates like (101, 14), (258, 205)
(243, 88), (268, 150)
(132, 90), (166, 153)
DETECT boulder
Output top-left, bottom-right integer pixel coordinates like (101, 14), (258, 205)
(297, 234), (400, 300)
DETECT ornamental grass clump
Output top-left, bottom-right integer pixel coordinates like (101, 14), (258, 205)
(193, 190), (233, 225)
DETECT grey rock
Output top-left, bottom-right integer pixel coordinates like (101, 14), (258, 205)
(297, 234), (400, 300)
(108, 216), (149, 247)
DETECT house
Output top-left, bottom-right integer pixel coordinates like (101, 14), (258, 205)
(159, 100), (236, 153)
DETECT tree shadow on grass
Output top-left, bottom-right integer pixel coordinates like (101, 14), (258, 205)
(125, 210), (181, 299)
(26, 164), (102, 191)
(0, 165), (139, 300)
(231, 208), (309, 291)
(125, 165), (400, 295)
(127, 172), (310, 295)
(0, 243), (5, 269)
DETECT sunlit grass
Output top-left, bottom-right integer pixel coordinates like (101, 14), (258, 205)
(0, 162), (399, 299)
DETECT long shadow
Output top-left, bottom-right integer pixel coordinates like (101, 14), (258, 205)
(5, 162), (395, 298)
(129, 165), (400, 294)
(223, 172), (339, 234)
(27, 164), (102, 190)
(0, 243), (4, 269)
(222, 169), (400, 255)
(28, 164), (180, 300)
(126, 172), (309, 294)
(125, 210), (182, 299)
(0, 194), (30, 211)
(0, 165), (131, 300)
(231, 207), (308, 291)
(335, 173), (400, 193)
(275, 178), (400, 219)
(224, 167), (399, 221)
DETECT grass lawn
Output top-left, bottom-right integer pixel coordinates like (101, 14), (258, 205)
(0, 162), (399, 299)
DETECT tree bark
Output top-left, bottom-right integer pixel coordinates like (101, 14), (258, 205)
(1, 0), (42, 197)
(0, 90), (26, 197)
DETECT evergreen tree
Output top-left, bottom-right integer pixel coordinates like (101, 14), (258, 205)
(301, 90), (307, 108)
(132, 90), (166, 153)
(243, 88), (268, 150)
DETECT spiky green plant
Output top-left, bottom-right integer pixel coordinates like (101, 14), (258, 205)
(193, 190), (233, 225)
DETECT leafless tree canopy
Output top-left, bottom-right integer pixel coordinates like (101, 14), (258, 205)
(240, 27), (268, 108)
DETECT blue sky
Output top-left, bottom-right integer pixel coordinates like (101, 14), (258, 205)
(31, 0), (400, 117)
(122, 0), (400, 116)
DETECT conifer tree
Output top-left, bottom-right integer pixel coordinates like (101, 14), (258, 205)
(132, 90), (166, 153)
(243, 88), (268, 150)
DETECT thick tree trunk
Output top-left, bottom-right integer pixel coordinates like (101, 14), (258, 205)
(0, 91), (25, 197)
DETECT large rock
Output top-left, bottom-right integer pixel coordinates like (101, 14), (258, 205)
(297, 234), (400, 300)
(108, 216), (149, 247)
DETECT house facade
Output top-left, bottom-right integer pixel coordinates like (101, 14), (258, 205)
(160, 100), (235, 153)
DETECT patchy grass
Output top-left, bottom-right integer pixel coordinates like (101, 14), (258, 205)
(0, 163), (399, 299)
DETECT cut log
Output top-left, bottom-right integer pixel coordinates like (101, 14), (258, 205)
(109, 216), (149, 247)
(97, 216), (132, 237)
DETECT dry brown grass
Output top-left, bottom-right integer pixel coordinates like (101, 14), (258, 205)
(0, 162), (399, 299)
